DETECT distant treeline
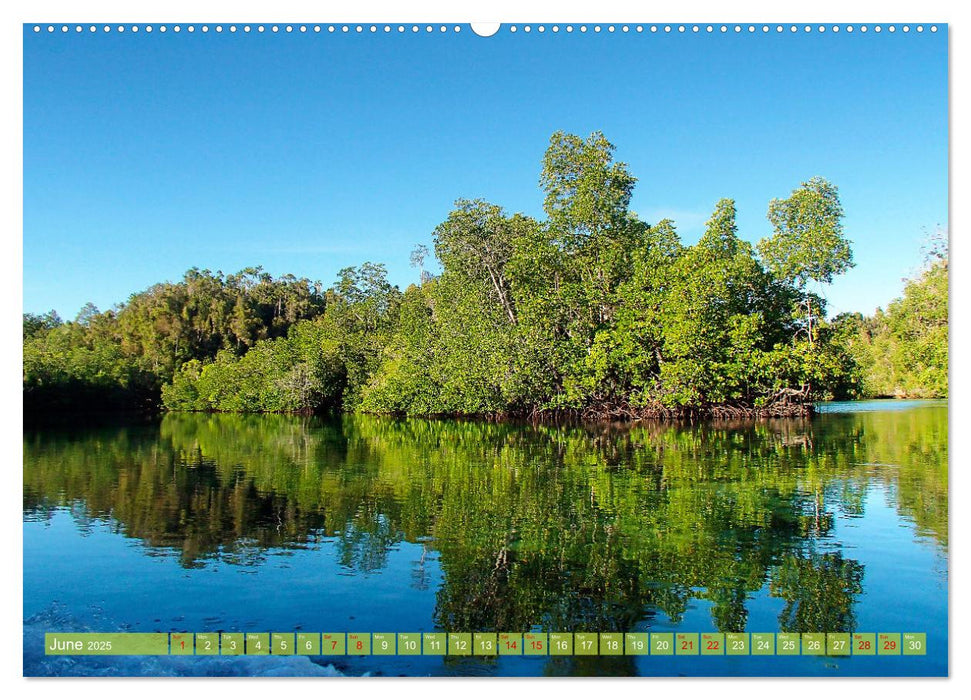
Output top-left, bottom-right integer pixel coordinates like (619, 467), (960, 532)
(23, 132), (948, 419)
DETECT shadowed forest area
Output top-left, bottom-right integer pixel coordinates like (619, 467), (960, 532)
(23, 132), (948, 419)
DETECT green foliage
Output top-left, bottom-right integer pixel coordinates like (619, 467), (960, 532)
(164, 263), (400, 413)
(844, 232), (948, 398)
(541, 130), (636, 238)
(116, 266), (325, 377)
(650, 200), (784, 406)
(24, 268), (325, 414)
(759, 177), (854, 288)
(162, 334), (343, 414)
(757, 178), (855, 371)
(26, 133), (945, 416)
(433, 199), (519, 324)
(361, 175), (860, 416)
(357, 283), (439, 414)
(23, 310), (62, 339)
(23, 309), (157, 412)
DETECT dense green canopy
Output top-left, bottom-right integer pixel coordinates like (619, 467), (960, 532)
(23, 132), (947, 417)
(836, 229), (948, 398)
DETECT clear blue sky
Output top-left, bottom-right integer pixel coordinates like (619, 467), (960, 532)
(23, 24), (948, 319)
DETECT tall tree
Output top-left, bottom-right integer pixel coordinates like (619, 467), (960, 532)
(757, 177), (853, 345)
(433, 199), (519, 325)
(410, 244), (431, 284)
(540, 130), (636, 239)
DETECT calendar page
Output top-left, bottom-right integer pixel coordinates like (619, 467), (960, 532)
(21, 12), (949, 683)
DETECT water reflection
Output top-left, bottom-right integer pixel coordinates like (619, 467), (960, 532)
(23, 404), (947, 636)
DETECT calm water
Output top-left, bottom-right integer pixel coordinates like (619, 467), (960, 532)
(23, 401), (948, 676)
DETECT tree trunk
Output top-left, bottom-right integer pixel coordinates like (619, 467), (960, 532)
(806, 295), (814, 347)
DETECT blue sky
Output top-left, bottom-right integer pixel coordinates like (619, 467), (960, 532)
(23, 24), (948, 318)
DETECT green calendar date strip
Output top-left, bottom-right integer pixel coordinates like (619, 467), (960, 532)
(45, 632), (927, 657)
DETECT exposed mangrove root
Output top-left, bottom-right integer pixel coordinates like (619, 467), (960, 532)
(521, 386), (814, 424)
